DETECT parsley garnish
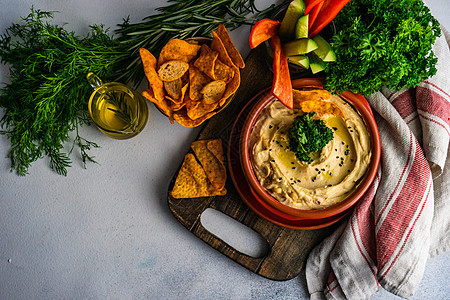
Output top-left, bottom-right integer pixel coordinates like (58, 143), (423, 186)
(288, 112), (334, 163)
(324, 0), (441, 96)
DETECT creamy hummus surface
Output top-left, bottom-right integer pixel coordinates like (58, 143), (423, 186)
(249, 94), (372, 210)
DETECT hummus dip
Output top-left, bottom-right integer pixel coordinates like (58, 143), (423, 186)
(249, 94), (372, 210)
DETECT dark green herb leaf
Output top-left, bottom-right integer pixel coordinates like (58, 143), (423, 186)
(288, 112), (334, 163)
(324, 0), (441, 96)
(0, 8), (127, 175)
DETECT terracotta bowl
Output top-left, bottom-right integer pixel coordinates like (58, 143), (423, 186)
(239, 78), (381, 219)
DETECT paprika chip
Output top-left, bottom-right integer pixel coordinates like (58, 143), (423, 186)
(214, 60), (234, 83)
(173, 109), (217, 128)
(211, 30), (235, 68)
(217, 24), (245, 68)
(189, 64), (211, 101)
(171, 153), (226, 198)
(143, 88), (174, 123)
(193, 44), (218, 79)
(140, 48), (165, 101)
(293, 89), (332, 108)
(300, 100), (344, 118)
(191, 139), (227, 191)
(206, 139), (225, 165)
(158, 39), (201, 66)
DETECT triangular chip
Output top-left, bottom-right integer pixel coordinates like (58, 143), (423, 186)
(214, 60), (234, 83)
(207, 139), (225, 165)
(189, 64), (212, 101)
(171, 153), (226, 198)
(158, 39), (201, 66)
(210, 30), (235, 68)
(218, 64), (240, 106)
(216, 24), (245, 68)
(193, 44), (218, 79)
(292, 89), (332, 108)
(173, 109), (217, 128)
(142, 88), (173, 123)
(191, 140), (227, 191)
(300, 100), (344, 118)
(140, 48), (165, 101)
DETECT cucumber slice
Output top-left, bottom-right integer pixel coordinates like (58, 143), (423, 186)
(308, 53), (326, 74)
(282, 38), (318, 56)
(294, 15), (309, 39)
(287, 55), (310, 69)
(279, 0), (306, 41)
(312, 34), (336, 62)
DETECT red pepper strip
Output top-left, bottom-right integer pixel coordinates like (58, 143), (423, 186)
(309, 0), (351, 37)
(249, 19), (281, 49)
(270, 36), (293, 109)
(308, 0), (325, 31)
(305, 0), (324, 15)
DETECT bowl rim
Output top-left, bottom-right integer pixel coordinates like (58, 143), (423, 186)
(239, 78), (381, 219)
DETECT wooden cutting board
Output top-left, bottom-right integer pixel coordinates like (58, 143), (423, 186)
(167, 45), (342, 281)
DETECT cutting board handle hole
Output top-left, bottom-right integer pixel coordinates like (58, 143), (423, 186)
(200, 208), (268, 258)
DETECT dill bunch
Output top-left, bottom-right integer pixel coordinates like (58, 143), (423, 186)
(114, 0), (287, 84)
(0, 8), (127, 176)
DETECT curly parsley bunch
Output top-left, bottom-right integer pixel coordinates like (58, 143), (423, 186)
(324, 0), (441, 96)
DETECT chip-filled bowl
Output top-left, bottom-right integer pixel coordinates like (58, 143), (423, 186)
(145, 34), (242, 128)
(239, 78), (381, 220)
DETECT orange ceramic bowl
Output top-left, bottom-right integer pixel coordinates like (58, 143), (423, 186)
(240, 78), (381, 220)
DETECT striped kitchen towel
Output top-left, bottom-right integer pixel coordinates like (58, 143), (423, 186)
(305, 26), (450, 299)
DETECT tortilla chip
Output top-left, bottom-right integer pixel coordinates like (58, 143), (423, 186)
(143, 88), (173, 123)
(170, 100), (185, 111)
(171, 153), (226, 198)
(140, 48), (165, 101)
(158, 39), (201, 66)
(210, 30), (235, 68)
(300, 100), (344, 118)
(173, 109), (217, 127)
(193, 44), (218, 79)
(158, 60), (189, 82)
(292, 89), (332, 108)
(207, 139), (225, 165)
(191, 140), (227, 191)
(201, 80), (226, 104)
(189, 64), (211, 101)
(219, 64), (240, 106)
(214, 60), (234, 83)
(216, 24), (245, 68)
(164, 78), (182, 100)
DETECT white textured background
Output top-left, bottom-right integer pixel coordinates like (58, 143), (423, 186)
(0, 1), (449, 299)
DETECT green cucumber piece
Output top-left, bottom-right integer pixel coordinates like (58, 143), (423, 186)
(282, 38), (318, 56)
(294, 15), (309, 39)
(279, 0), (306, 41)
(308, 53), (326, 74)
(312, 34), (336, 62)
(287, 55), (310, 69)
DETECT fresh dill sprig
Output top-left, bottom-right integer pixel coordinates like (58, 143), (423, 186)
(114, 0), (288, 84)
(0, 8), (127, 175)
